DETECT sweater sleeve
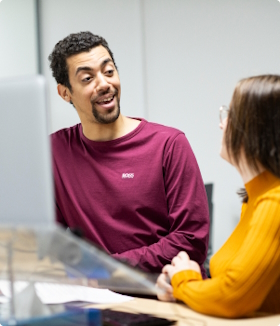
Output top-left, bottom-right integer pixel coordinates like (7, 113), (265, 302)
(171, 195), (280, 318)
(113, 134), (209, 277)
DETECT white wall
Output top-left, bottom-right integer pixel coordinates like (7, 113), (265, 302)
(39, 0), (280, 254)
(0, 0), (37, 79)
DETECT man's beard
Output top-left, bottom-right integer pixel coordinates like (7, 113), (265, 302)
(91, 91), (120, 124)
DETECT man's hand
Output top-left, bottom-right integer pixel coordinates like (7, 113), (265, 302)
(156, 251), (201, 302)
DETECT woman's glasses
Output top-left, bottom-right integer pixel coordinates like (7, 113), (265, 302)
(219, 105), (229, 124)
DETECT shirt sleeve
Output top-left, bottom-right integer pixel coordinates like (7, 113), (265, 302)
(113, 134), (210, 277)
(171, 195), (280, 318)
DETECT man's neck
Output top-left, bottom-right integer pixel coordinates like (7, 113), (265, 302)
(81, 115), (141, 141)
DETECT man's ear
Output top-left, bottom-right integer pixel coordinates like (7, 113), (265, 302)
(57, 84), (72, 103)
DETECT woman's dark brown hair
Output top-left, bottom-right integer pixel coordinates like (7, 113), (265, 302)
(225, 75), (280, 201)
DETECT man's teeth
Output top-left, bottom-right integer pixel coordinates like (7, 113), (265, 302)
(99, 96), (113, 103)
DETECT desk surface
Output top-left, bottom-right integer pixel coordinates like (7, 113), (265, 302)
(91, 297), (280, 326)
(1, 229), (279, 325)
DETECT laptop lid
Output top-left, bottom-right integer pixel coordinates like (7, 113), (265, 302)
(0, 75), (55, 228)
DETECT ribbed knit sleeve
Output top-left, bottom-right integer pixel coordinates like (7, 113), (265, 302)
(171, 191), (280, 318)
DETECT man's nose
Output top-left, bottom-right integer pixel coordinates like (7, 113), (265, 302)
(96, 73), (110, 93)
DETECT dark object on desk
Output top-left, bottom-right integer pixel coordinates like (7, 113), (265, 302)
(204, 183), (214, 278)
(102, 309), (176, 326)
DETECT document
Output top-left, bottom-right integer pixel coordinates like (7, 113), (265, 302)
(0, 280), (133, 305)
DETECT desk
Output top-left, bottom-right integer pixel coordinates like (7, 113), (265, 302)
(91, 297), (280, 326)
(1, 228), (280, 325)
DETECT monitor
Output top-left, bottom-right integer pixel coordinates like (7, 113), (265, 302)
(0, 75), (55, 228)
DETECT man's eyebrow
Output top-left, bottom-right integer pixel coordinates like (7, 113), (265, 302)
(101, 58), (113, 68)
(75, 58), (113, 76)
(75, 66), (92, 76)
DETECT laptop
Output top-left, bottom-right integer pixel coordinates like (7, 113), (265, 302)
(0, 75), (158, 296)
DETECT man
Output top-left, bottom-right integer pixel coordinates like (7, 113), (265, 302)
(49, 31), (209, 277)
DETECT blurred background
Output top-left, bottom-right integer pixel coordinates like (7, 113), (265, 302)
(1, 0), (280, 255)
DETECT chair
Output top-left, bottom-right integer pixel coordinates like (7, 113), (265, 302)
(204, 183), (214, 278)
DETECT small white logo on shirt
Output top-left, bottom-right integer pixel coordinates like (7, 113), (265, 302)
(122, 173), (134, 179)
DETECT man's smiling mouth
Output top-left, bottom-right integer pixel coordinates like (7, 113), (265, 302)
(96, 95), (114, 105)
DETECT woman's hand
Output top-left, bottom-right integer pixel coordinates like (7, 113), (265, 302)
(156, 272), (176, 302)
(164, 251), (201, 279)
(156, 251), (201, 302)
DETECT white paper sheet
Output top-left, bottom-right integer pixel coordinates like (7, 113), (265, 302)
(0, 280), (133, 305)
(35, 282), (133, 304)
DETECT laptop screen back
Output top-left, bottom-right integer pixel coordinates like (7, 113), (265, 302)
(0, 75), (55, 228)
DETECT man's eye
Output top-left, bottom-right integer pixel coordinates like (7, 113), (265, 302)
(106, 70), (114, 75)
(82, 76), (92, 82)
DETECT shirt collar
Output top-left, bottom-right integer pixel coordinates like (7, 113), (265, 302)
(245, 170), (280, 201)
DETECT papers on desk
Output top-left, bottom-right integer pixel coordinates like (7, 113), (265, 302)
(0, 280), (133, 305)
(36, 282), (133, 304)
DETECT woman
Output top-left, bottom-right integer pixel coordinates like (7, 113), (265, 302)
(156, 75), (280, 318)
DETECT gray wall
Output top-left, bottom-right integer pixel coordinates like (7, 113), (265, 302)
(0, 0), (38, 78)
(4, 0), (280, 254)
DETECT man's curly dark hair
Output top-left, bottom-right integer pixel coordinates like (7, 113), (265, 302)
(48, 31), (117, 92)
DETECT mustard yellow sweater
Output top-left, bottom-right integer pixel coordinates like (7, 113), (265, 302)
(171, 171), (280, 318)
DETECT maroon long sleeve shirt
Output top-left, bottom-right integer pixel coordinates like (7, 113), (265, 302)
(51, 118), (209, 277)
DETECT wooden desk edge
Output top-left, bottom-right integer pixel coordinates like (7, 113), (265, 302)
(89, 297), (280, 326)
